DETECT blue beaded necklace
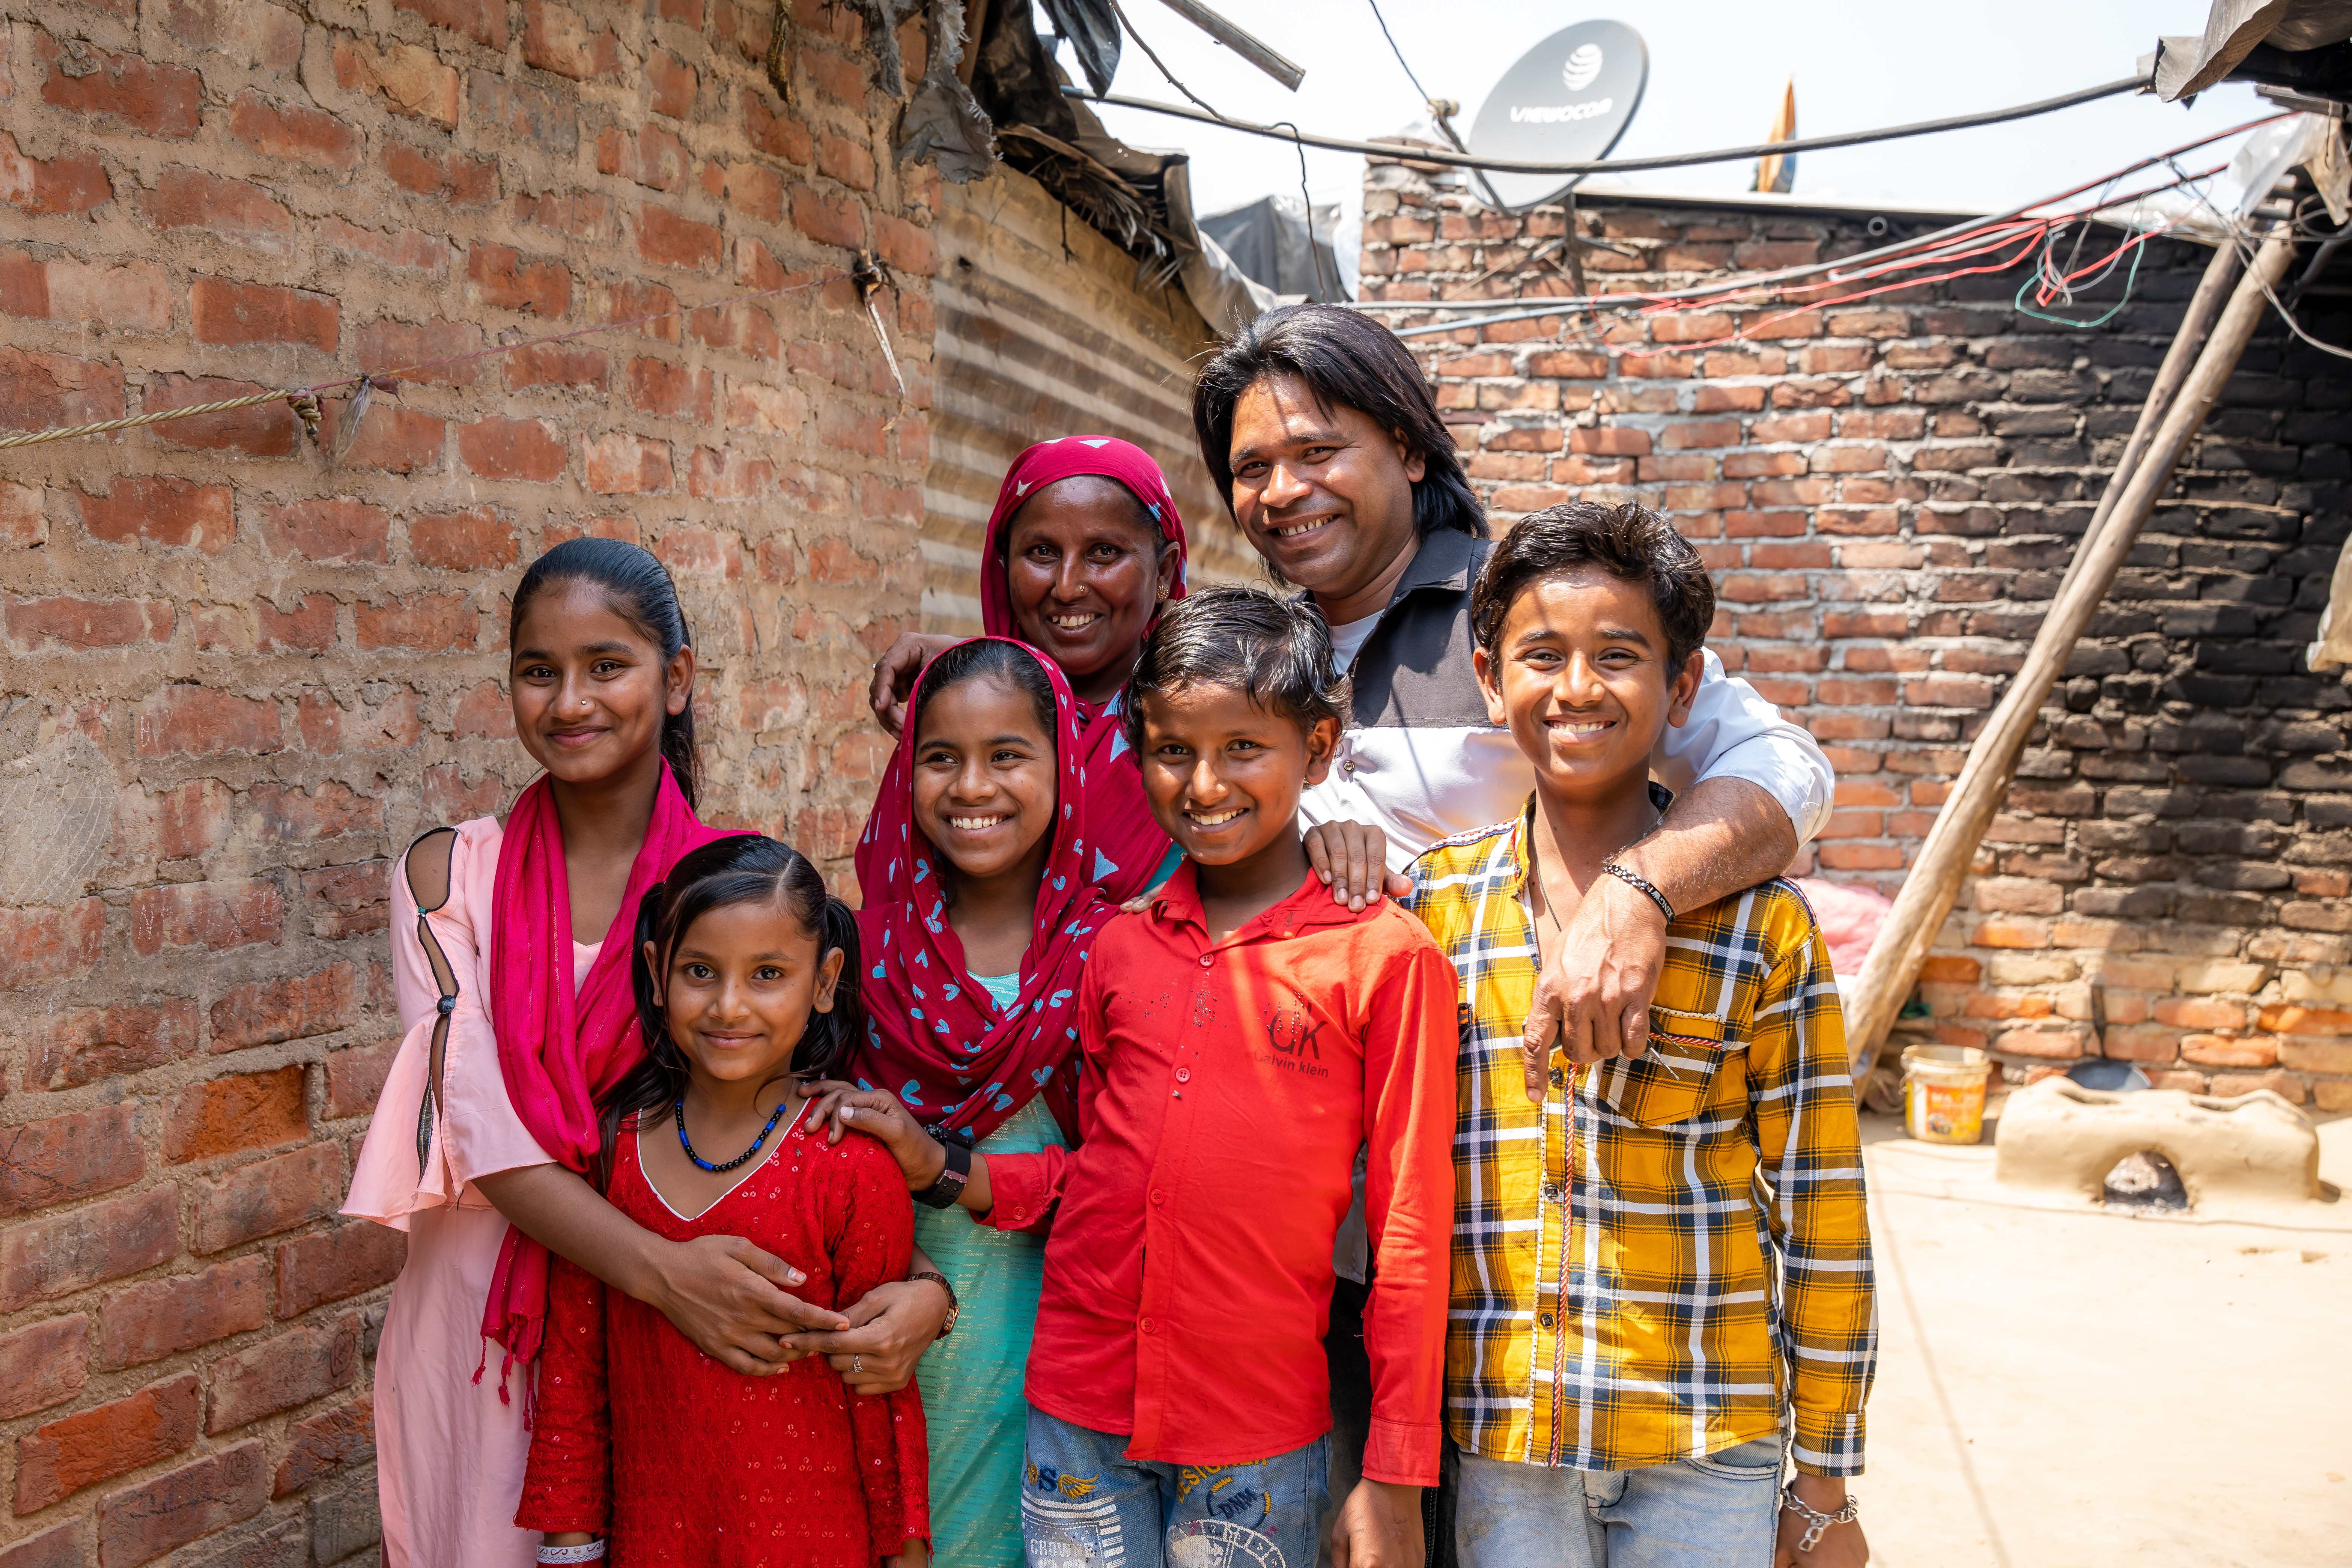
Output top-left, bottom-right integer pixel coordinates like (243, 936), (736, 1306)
(674, 1094), (793, 1173)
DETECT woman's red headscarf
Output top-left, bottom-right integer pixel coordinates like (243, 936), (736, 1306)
(853, 638), (1111, 1144)
(483, 761), (727, 1391)
(980, 436), (1186, 904)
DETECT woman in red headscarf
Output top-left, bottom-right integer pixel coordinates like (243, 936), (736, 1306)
(868, 436), (1391, 905)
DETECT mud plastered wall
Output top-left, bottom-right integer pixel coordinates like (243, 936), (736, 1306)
(0, 0), (935, 1561)
(1364, 157), (2352, 1111)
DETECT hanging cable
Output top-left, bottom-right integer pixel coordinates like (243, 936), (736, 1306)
(1365, 0), (1439, 115)
(1102, 0), (1228, 120)
(1068, 73), (2149, 178)
(1268, 120), (1333, 301)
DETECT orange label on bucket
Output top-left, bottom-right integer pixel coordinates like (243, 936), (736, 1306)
(1906, 1077), (1985, 1145)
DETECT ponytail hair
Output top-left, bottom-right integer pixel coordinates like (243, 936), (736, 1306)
(599, 835), (863, 1168)
(510, 536), (702, 808)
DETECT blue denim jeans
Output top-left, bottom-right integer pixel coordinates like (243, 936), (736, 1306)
(1022, 1405), (1332, 1568)
(1453, 1437), (1782, 1568)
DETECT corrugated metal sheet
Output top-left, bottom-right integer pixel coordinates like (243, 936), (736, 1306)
(922, 166), (1264, 637)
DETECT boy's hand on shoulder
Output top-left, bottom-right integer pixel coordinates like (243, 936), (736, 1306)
(1521, 872), (1663, 1100)
(794, 1079), (948, 1191)
(1776, 1475), (1868, 1568)
(1326, 1479), (1424, 1568)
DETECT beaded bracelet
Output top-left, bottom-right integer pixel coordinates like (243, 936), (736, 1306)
(1599, 861), (1675, 922)
(536, 1542), (607, 1564)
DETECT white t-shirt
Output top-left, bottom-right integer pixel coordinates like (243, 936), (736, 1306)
(1327, 611), (1381, 673)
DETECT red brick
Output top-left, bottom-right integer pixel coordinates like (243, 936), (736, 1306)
(156, 0), (303, 71)
(324, 1039), (400, 1121)
(327, 400), (446, 473)
(208, 963), (356, 1053)
(585, 432), (674, 493)
(0, 1318), (89, 1420)
(0, 348), (125, 433)
(0, 254), (171, 331)
(139, 169), (294, 252)
(0, 1522), (79, 1568)
(299, 688), (424, 755)
(724, 161), (785, 222)
(0, 131), (112, 215)
(0, 1186), (179, 1311)
(95, 1441), (267, 1568)
(383, 142), (498, 207)
(96, 1255), (268, 1368)
(0, 483), (43, 547)
(189, 278), (337, 351)
(229, 92), (358, 174)
(821, 132), (879, 192)
(207, 1311), (357, 1435)
(5, 594), (173, 652)
(39, 38), (201, 138)
(602, 279), (682, 343)
(792, 184), (864, 248)
(253, 595), (337, 653)
(2180, 1033), (2277, 1067)
(319, 217), (450, 275)
(458, 415), (567, 483)
(745, 90), (812, 163)
(274, 1396), (373, 1498)
(274, 1225), (406, 1318)
(260, 498), (388, 563)
(331, 38), (459, 127)
(453, 680), (515, 740)
(354, 592), (477, 652)
(15, 1374), (199, 1513)
(164, 1066), (305, 1164)
(515, 189), (618, 241)
(523, 0), (621, 77)
(397, 0), (509, 48)
(135, 687), (281, 758)
(638, 203), (722, 271)
(142, 374), (300, 456)
(2209, 1069), (2302, 1102)
(2260, 1004), (2352, 1034)
(78, 476), (232, 554)
(467, 244), (571, 316)
(411, 506), (518, 569)
(469, 68), (579, 152)
(503, 342), (608, 391)
(2153, 997), (2247, 1031)
(647, 47), (698, 117)
(25, 1001), (199, 1091)
(355, 319), (483, 386)
(302, 860), (391, 937)
(688, 446), (775, 501)
(0, 1104), (144, 1217)
(596, 124), (687, 190)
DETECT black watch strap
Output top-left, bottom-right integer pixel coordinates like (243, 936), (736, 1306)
(913, 1136), (972, 1208)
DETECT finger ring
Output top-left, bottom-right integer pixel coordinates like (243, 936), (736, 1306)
(852, 1354), (863, 1374)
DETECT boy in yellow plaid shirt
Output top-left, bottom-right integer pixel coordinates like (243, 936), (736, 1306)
(1403, 501), (1874, 1567)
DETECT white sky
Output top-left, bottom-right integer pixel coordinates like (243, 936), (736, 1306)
(1037, 1), (2275, 291)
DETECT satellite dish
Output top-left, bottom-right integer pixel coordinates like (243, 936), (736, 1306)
(1467, 20), (1649, 211)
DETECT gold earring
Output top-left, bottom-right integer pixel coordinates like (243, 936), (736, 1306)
(1157, 586), (1170, 602)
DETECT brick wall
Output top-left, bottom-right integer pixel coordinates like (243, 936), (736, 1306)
(0, 1), (933, 1561)
(1362, 157), (2352, 1112)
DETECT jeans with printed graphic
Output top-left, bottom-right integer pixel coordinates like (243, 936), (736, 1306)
(1023, 1405), (1332, 1568)
(1452, 1437), (1783, 1568)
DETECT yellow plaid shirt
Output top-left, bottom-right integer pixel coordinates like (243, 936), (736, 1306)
(1405, 806), (1875, 1476)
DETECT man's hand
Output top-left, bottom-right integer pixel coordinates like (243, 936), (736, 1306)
(867, 632), (959, 736)
(1303, 819), (1414, 911)
(782, 1275), (954, 1394)
(1775, 1475), (1867, 1568)
(647, 1233), (850, 1374)
(1522, 872), (1667, 1100)
(1325, 1479), (1424, 1568)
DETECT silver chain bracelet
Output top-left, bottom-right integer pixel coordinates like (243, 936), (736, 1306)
(1780, 1487), (1859, 1552)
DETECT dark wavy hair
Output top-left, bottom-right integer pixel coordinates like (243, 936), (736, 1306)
(1124, 585), (1352, 751)
(1470, 501), (1717, 670)
(600, 836), (861, 1156)
(510, 536), (701, 808)
(1192, 303), (1485, 540)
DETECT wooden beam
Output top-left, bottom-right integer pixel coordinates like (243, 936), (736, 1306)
(1149, 0), (1305, 91)
(1846, 226), (2298, 1073)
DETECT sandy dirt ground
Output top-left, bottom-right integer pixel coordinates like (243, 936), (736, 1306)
(1858, 1109), (2352, 1568)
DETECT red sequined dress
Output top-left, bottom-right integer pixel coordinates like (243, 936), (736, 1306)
(516, 1114), (930, 1565)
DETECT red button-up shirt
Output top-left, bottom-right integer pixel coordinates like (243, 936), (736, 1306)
(982, 866), (1458, 1484)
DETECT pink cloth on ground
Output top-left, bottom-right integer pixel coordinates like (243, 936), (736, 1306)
(344, 817), (604, 1568)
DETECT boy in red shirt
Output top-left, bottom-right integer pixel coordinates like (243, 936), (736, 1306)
(816, 588), (1457, 1568)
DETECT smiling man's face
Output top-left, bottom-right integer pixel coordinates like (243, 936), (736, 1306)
(1225, 373), (1424, 614)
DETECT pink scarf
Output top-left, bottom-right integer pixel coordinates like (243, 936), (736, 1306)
(980, 436), (1188, 904)
(483, 761), (725, 1390)
(852, 639), (1111, 1144)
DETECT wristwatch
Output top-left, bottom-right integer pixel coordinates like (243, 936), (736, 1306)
(907, 1269), (960, 1339)
(912, 1130), (972, 1210)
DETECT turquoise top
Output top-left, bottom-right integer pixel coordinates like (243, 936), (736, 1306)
(911, 972), (1068, 1568)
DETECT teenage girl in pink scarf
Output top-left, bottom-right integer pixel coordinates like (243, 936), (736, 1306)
(346, 540), (953, 1568)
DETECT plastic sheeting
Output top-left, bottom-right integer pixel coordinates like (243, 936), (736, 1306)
(1197, 194), (1347, 305)
(2154, 0), (2352, 100)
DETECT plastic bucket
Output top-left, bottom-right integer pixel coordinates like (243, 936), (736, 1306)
(1901, 1045), (1992, 1145)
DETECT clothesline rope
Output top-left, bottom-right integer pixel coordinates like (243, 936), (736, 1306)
(0, 267), (870, 454)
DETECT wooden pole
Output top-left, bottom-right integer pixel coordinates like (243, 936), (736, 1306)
(1846, 226), (2298, 1073)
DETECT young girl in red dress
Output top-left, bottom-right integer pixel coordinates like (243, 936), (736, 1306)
(517, 835), (930, 1568)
